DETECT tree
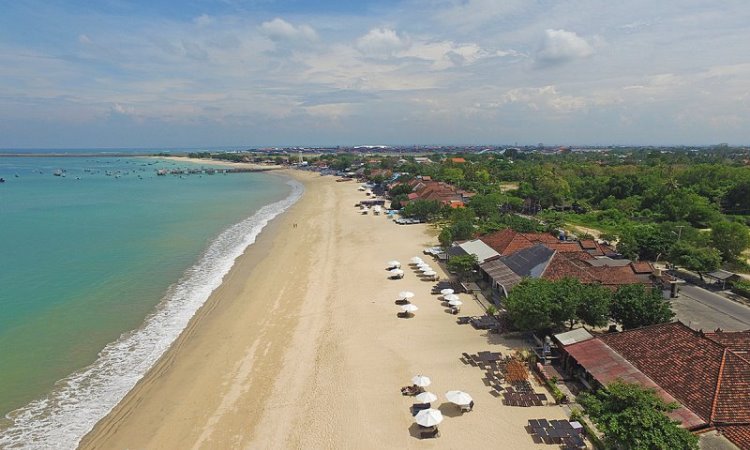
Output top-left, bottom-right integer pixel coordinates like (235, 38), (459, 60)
(441, 167), (464, 184)
(469, 193), (504, 220)
(390, 194), (408, 210)
(551, 278), (584, 329)
(401, 200), (442, 221)
(505, 279), (556, 331)
(450, 220), (475, 241)
(447, 254), (478, 281)
(438, 228), (453, 247)
(616, 225), (672, 261)
(577, 284), (613, 328)
(389, 183), (413, 197)
(669, 241), (721, 281)
(578, 381), (698, 450)
(611, 284), (674, 330)
(724, 180), (750, 214)
(711, 220), (750, 262)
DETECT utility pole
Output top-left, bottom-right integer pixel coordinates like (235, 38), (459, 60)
(675, 225), (684, 241)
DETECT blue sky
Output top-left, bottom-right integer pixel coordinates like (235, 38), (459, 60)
(1, 0), (750, 148)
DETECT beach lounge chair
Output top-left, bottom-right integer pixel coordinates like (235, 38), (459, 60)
(411, 403), (431, 415)
(420, 427), (440, 439)
(401, 385), (421, 396)
(459, 401), (474, 413)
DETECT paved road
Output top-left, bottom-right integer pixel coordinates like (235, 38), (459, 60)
(671, 284), (750, 331)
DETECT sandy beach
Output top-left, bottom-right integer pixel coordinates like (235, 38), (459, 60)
(80, 170), (568, 449)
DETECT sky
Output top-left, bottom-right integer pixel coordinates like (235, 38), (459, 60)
(1, 0), (750, 148)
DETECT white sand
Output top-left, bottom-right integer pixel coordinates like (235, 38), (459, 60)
(81, 171), (568, 449)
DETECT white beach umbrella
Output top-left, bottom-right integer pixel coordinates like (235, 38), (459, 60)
(440, 288), (454, 296)
(415, 408), (444, 427)
(401, 304), (419, 313)
(415, 391), (438, 403)
(411, 374), (432, 387)
(389, 268), (404, 276)
(449, 299), (463, 307)
(420, 266), (434, 273)
(410, 257), (424, 264)
(417, 262), (431, 269)
(398, 291), (415, 300)
(443, 294), (459, 302)
(423, 271), (437, 277)
(445, 390), (473, 406)
(387, 260), (401, 268)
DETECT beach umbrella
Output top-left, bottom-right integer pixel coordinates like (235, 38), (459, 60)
(417, 263), (431, 270)
(415, 408), (444, 427)
(443, 294), (459, 302)
(387, 260), (401, 269)
(415, 391), (438, 403)
(389, 268), (404, 276)
(398, 291), (415, 300)
(448, 299), (463, 307)
(401, 304), (419, 313)
(423, 271), (437, 277)
(410, 257), (424, 264)
(411, 374), (431, 387)
(440, 288), (454, 296)
(420, 266), (434, 273)
(445, 390), (473, 406)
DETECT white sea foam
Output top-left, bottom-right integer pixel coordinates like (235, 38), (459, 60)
(0, 179), (304, 449)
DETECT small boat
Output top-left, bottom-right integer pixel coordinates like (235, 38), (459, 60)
(0, 178), (5, 183)
(53, 169), (64, 176)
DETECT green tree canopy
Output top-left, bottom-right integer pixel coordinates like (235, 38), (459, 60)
(669, 241), (721, 278)
(505, 279), (556, 331)
(611, 284), (674, 330)
(711, 220), (750, 262)
(551, 277), (584, 329)
(388, 183), (413, 197)
(578, 381), (698, 450)
(576, 284), (613, 328)
(446, 254), (479, 281)
(401, 200), (443, 221)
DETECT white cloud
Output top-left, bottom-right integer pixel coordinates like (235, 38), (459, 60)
(536, 29), (594, 66)
(260, 18), (318, 42)
(78, 34), (92, 45)
(193, 14), (213, 28)
(356, 28), (408, 58)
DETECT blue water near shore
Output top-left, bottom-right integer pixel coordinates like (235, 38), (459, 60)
(0, 156), (302, 448)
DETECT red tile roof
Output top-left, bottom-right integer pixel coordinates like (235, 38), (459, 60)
(719, 425), (750, 449)
(599, 322), (750, 433)
(706, 331), (750, 358)
(480, 230), (606, 257)
(580, 239), (597, 249)
(450, 157), (467, 163)
(566, 322), (750, 448)
(601, 322), (724, 424)
(541, 253), (641, 287)
(631, 261), (655, 274)
(564, 338), (704, 429)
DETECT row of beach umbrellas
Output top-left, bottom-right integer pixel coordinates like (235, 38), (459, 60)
(409, 375), (473, 427)
(409, 257), (437, 278)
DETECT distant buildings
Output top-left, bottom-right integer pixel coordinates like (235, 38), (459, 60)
(448, 230), (653, 298)
(400, 176), (475, 208)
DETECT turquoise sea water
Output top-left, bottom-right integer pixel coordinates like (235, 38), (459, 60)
(0, 157), (300, 447)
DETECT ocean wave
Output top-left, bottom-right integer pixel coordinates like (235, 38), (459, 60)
(0, 179), (304, 449)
